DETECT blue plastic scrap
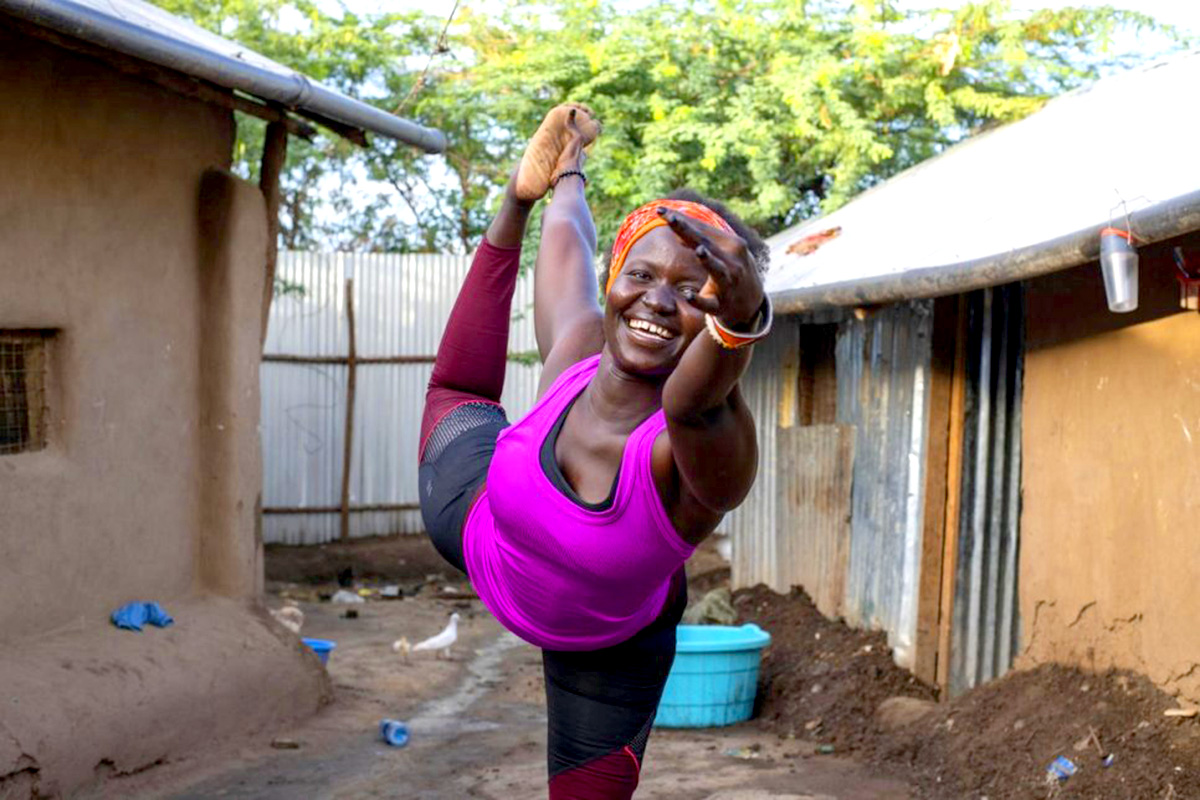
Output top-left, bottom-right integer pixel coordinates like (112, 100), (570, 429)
(380, 719), (409, 747)
(111, 601), (174, 632)
(1047, 756), (1078, 781)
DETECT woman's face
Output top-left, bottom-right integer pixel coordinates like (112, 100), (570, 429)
(603, 226), (710, 378)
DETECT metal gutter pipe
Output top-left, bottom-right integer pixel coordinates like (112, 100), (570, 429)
(0, 0), (447, 153)
(771, 187), (1200, 314)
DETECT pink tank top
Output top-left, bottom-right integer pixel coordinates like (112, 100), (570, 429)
(462, 355), (695, 651)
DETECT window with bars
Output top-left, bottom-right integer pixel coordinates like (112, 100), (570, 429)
(0, 332), (51, 455)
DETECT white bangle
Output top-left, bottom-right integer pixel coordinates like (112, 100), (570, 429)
(704, 296), (773, 349)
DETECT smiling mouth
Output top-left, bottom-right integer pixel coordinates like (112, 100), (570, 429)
(625, 317), (677, 341)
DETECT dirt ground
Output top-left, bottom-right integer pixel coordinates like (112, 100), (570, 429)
(108, 535), (1199, 799)
(110, 537), (910, 799)
(734, 586), (1200, 800)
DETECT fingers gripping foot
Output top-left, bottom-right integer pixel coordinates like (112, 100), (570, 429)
(515, 103), (602, 202)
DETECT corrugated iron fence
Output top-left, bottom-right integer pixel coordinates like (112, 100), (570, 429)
(949, 285), (1024, 694)
(260, 251), (540, 545)
(732, 302), (934, 669)
(836, 301), (934, 669)
(725, 317), (794, 588)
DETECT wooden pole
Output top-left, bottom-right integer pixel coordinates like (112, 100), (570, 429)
(259, 119), (288, 345)
(935, 294), (970, 696)
(340, 279), (357, 541)
(262, 503), (420, 515)
(912, 296), (959, 686)
(261, 353), (437, 365)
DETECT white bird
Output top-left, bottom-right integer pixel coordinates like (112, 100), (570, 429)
(391, 636), (411, 664)
(270, 604), (304, 635)
(411, 613), (459, 659)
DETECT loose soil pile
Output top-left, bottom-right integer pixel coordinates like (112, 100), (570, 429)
(876, 665), (1200, 799)
(735, 584), (1200, 799)
(733, 585), (936, 751)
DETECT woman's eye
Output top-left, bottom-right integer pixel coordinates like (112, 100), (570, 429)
(630, 270), (651, 281)
(680, 287), (698, 301)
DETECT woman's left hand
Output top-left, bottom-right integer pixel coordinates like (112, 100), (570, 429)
(658, 207), (764, 328)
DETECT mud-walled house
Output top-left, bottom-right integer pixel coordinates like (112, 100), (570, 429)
(0, 1), (443, 794)
(726, 50), (1200, 703)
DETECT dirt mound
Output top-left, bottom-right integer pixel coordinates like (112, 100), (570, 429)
(733, 585), (936, 751)
(735, 584), (1200, 799)
(873, 665), (1200, 799)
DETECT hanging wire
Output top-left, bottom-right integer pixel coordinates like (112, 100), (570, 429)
(393, 0), (461, 117)
(1107, 190), (1152, 241)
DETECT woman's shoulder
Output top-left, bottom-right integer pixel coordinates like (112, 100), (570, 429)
(504, 352), (599, 436)
(536, 319), (605, 398)
(537, 343), (603, 400)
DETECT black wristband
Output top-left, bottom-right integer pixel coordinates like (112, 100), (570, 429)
(551, 169), (587, 189)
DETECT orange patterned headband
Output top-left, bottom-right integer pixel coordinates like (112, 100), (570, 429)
(606, 199), (735, 294)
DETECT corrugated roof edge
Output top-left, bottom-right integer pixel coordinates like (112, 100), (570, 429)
(771, 186), (1200, 314)
(0, 0), (446, 153)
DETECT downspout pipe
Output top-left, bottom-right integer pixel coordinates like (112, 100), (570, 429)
(771, 187), (1200, 314)
(1, 0), (447, 153)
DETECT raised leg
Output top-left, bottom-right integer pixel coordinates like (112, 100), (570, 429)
(419, 177), (533, 458)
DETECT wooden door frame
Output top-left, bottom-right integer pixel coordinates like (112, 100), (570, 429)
(912, 294), (968, 693)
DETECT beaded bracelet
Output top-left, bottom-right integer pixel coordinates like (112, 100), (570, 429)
(704, 296), (773, 350)
(550, 169), (588, 189)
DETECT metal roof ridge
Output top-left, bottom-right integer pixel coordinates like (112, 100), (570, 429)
(0, 0), (446, 152)
(770, 186), (1200, 314)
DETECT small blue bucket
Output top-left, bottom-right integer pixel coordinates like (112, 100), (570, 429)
(302, 637), (337, 666)
(656, 624), (771, 728)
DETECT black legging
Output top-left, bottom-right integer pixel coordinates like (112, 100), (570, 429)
(418, 240), (684, 799)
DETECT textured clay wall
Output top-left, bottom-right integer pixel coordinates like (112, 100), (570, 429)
(0, 28), (264, 640)
(1021, 236), (1200, 702)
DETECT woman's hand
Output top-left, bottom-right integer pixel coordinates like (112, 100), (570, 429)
(658, 208), (764, 329)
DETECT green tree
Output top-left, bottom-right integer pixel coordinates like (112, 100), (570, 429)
(419, 0), (1172, 252)
(155, 0), (445, 250)
(157, 0), (1178, 253)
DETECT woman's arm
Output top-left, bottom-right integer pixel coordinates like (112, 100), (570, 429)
(533, 116), (605, 394)
(659, 211), (766, 515)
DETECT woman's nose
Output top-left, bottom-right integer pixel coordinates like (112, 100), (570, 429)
(642, 284), (676, 314)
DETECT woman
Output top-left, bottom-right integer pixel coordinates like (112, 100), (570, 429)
(418, 104), (770, 799)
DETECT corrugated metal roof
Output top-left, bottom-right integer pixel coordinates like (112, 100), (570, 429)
(0, 0), (445, 151)
(765, 50), (1200, 305)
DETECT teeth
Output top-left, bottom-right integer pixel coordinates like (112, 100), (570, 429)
(628, 319), (673, 339)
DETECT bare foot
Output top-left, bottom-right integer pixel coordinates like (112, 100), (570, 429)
(515, 103), (601, 202)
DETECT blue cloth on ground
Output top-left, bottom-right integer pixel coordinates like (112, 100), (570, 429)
(111, 601), (174, 631)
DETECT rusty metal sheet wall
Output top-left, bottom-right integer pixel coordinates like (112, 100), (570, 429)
(950, 285), (1024, 695)
(261, 251), (540, 545)
(727, 317), (799, 589)
(836, 300), (934, 669)
(775, 424), (855, 617)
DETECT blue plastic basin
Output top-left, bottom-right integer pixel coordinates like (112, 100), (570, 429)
(655, 624), (771, 728)
(302, 637), (337, 666)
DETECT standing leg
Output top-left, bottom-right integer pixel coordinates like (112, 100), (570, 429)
(542, 570), (687, 799)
